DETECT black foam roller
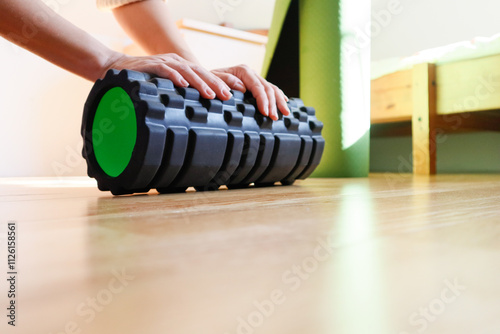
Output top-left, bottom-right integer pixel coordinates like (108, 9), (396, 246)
(81, 69), (324, 195)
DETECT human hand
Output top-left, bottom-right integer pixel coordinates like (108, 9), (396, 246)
(103, 53), (234, 101)
(211, 65), (290, 121)
(104, 54), (290, 121)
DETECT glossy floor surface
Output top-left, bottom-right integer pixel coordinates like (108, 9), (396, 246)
(0, 174), (499, 334)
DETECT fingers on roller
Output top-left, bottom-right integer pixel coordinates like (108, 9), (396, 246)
(259, 77), (277, 120)
(213, 72), (246, 92)
(173, 62), (216, 99)
(234, 67), (269, 117)
(191, 65), (232, 100)
(253, 83), (270, 117)
(153, 63), (189, 87)
(272, 85), (290, 116)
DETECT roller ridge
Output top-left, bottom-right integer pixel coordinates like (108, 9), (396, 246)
(81, 69), (324, 195)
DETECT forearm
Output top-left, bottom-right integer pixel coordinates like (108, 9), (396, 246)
(0, 0), (120, 81)
(112, 0), (198, 63)
(0, 0), (289, 119)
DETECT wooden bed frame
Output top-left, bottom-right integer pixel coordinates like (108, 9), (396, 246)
(371, 55), (500, 174)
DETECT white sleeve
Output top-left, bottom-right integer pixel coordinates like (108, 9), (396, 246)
(96, 0), (167, 11)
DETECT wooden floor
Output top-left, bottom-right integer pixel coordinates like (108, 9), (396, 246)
(1, 174), (500, 334)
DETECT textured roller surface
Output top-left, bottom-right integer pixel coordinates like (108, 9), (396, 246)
(81, 69), (324, 195)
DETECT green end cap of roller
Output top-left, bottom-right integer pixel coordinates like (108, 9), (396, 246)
(92, 87), (137, 177)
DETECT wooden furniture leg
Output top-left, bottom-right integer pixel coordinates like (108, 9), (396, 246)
(412, 63), (437, 175)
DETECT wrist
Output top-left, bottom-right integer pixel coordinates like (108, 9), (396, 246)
(97, 51), (126, 79)
(176, 48), (200, 65)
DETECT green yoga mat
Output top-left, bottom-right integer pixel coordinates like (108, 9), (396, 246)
(263, 0), (370, 177)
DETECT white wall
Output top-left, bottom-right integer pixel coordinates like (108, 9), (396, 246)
(0, 0), (123, 178)
(372, 0), (500, 60)
(0, 0), (275, 177)
(168, 0), (275, 30)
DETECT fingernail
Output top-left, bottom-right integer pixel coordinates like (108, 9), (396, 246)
(223, 88), (232, 99)
(284, 95), (289, 102)
(205, 88), (216, 98)
(181, 79), (189, 87)
(236, 83), (246, 92)
(263, 105), (269, 116)
(285, 105), (291, 114)
(272, 108), (278, 121)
